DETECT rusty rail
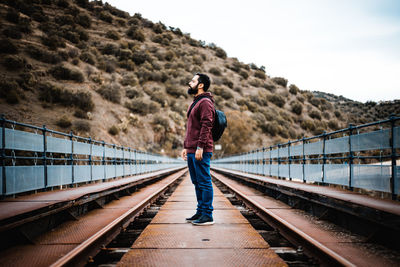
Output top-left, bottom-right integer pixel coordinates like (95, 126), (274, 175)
(50, 168), (187, 267)
(211, 171), (355, 267)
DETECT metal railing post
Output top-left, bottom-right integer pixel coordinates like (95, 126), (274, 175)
(89, 137), (92, 182)
(269, 146), (272, 177)
(70, 131), (74, 186)
(1, 115), (6, 195)
(102, 141), (106, 182)
(322, 131), (327, 184)
(390, 115), (397, 200)
(302, 137), (306, 183)
(43, 125), (48, 188)
(122, 146), (125, 178)
(348, 124), (354, 191)
(288, 141), (292, 181)
(262, 147), (266, 176)
(113, 144), (116, 178)
(128, 147), (131, 176)
(277, 144), (281, 179)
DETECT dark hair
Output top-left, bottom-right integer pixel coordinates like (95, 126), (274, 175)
(196, 72), (210, 91)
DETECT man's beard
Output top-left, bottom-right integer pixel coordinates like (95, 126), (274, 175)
(187, 83), (199, 95)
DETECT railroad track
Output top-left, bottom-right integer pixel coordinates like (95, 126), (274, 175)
(211, 170), (399, 267)
(0, 168), (187, 267)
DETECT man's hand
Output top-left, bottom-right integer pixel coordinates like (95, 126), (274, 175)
(195, 148), (203, 161)
(181, 149), (187, 161)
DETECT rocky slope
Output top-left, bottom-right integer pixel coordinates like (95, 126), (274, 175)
(0, 0), (399, 158)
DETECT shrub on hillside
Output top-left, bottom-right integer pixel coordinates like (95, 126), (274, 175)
(106, 30), (120, 40)
(249, 79), (262, 88)
(0, 78), (20, 104)
(165, 84), (186, 98)
(215, 47), (227, 59)
(125, 98), (161, 115)
(164, 50), (175, 61)
(101, 43), (119, 55)
(132, 50), (149, 65)
(6, 8), (20, 23)
(152, 34), (163, 44)
(76, 13), (91, 28)
(289, 84), (299, 95)
(322, 111), (331, 119)
(261, 122), (280, 136)
(152, 23), (165, 34)
(291, 101), (303, 115)
(17, 72), (37, 91)
(5, 90), (20, 104)
(42, 35), (66, 50)
(74, 109), (89, 119)
(108, 125), (119, 135)
(328, 120), (339, 130)
(79, 51), (96, 65)
(309, 97), (321, 108)
(99, 11), (113, 23)
(254, 70), (266, 80)
(262, 83), (276, 92)
(300, 120), (316, 131)
(227, 61), (240, 73)
(56, 116), (72, 128)
(148, 87), (168, 107)
(192, 55), (203, 66)
(49, 65), (84, 82)
(309, 110), (321, 120)
(209, 67), (222, 76)
(239, 70), (249, 79)
(272, 77), (288, 87)
(97, 83), (121, 103)
(297, 95), (305, 103)
(38, 82), (94, 111)
(126, 26), (145, 41)
(313, 127), (325, 135)
(119, 49), (133, 60)
(152, 114), (170, 130)
(55, 14), (75, 26)
(222, 77), (233, 89)
(57, 0), (70, 8)
(121, 73), (138, 86)
(213, 86), (233, 99)
(125, 86), (142, 99)
(2, 55), (26, 71)
(74, 120), (91, 132)
(0, 38), (18, 54)
(334, 110), (342, 118)
(3, 26), (22, 39)
(268, 94), (285, 107)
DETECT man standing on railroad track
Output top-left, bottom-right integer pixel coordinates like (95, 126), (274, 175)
(181, 73), (215, 225)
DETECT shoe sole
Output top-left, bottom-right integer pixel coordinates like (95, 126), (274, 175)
(191, 221), (214, 225)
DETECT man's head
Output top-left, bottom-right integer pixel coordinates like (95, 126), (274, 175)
(188, 73), (211, 95)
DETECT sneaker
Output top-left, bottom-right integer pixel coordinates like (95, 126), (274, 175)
(191, 215), (214, 225)
(186, 213), (201, 222)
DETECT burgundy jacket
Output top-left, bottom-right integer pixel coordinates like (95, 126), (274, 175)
(184, 92), (215, 153)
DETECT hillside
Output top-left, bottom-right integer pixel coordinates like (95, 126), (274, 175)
(0, 0), (399, 158)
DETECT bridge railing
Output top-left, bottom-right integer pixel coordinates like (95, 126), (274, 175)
(0, 115), (184, 196)
(212, 115), (400, 199)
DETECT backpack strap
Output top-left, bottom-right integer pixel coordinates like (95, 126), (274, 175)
(187, 95), (211, 118)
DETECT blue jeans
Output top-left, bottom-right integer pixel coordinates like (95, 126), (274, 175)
(187, 152), (213, 218)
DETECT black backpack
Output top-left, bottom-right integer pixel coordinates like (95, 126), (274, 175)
(187, 96), (227, 142)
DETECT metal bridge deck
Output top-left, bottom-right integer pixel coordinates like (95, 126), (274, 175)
(117, 174), (287, 267)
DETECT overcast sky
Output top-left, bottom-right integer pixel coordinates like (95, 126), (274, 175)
(106, 0), (400, 103)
